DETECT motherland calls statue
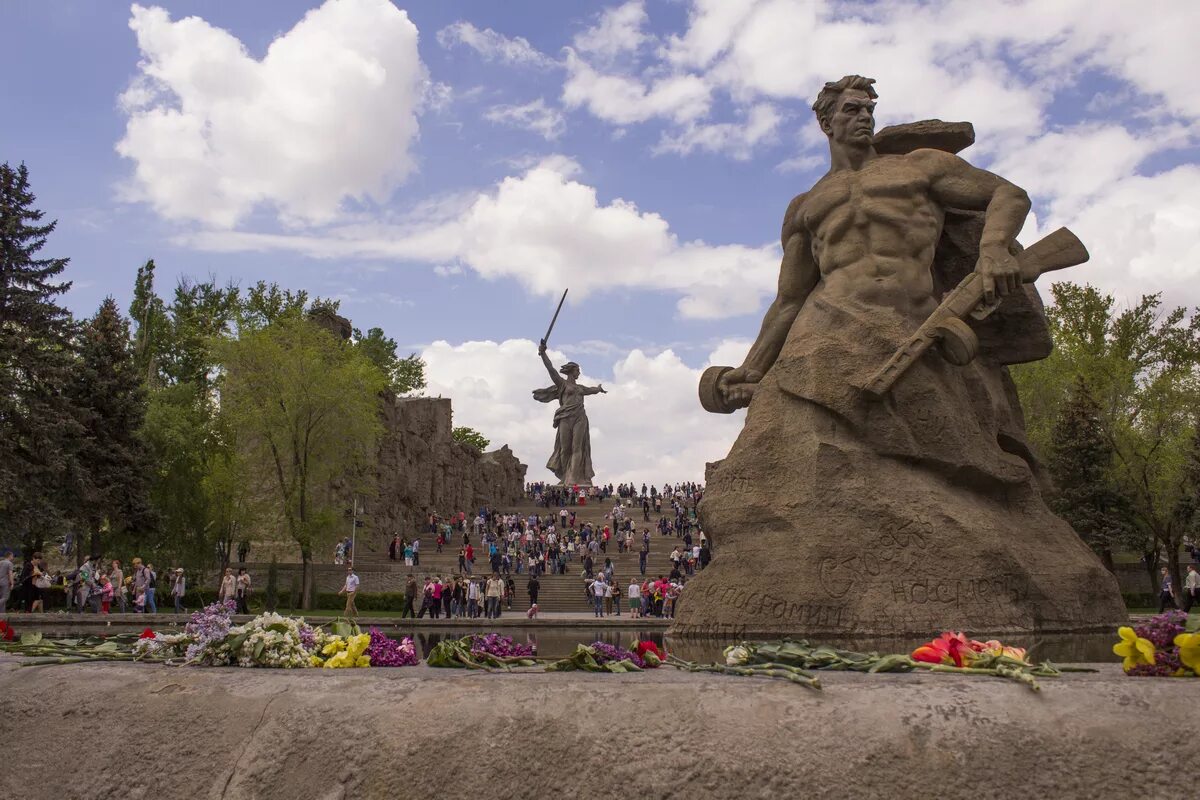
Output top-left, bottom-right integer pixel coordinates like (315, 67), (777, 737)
(674, 75), (1126, 636)
(532, 291), (606, 487)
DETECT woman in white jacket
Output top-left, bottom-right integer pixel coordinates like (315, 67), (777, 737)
(219, 567), (236, 605)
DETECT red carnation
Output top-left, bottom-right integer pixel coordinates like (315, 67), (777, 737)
(634, 640), (665, 666)
(0, 621), (13, 642)
(139, 627), (156, 640)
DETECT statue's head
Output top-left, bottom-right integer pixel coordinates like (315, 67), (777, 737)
(813, 75), (877, 147)
(559, 361), (581, 379)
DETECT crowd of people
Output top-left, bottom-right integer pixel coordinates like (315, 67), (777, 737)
(0, 550), (193, 615)
(344, 484), (712, 618)
(584, 573), (684, 619)
(525, 481), (703, 509)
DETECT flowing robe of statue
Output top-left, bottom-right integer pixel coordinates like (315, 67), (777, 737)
(533, 354), (603, 487)
(672, 78), (1125, 637)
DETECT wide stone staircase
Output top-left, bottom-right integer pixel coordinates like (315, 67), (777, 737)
(347, 500), (691, 612)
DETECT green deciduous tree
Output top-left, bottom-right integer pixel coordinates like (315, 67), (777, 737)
(353, 326), (426, 395)
(237, 281), (308, 331)
(217, 315), (385, 607)
(1013, 282), (1200, 594)
(140, 381), (211, 563)
(452, 426), (490, 451)
(0, 163), (83, 553)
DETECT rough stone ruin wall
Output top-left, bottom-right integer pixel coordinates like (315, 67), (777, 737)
(365, 395), (527, 541)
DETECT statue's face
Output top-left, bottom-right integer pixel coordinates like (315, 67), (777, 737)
(824, 88), (875, 146)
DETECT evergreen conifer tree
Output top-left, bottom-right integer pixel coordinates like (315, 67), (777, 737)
(0, 163), (83, 552)
(1047, 376), (1128, 571)
(70, 297), (155, 556)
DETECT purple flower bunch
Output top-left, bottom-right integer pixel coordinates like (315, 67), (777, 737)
(366, 628), (418, 667)
(183, 599), (236, 663)
(1126, 610), (1188, 677)
(470, 633), (536, 659)
(298, 625), (318, 651)
(589, 641), (645, 669)
(1135, 610), (1187, 648)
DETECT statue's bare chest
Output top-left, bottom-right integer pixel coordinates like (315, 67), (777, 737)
(799, 158), (932, 235)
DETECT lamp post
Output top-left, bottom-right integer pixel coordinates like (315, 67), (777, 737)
(350, 497), (359, 564)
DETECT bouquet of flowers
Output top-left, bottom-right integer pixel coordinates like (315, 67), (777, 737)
(911, 632), (1029, 668)
(365, 628), (418, 667)
(470, 633), (536, 659)
(1113, 610), (1200, 677)
(314, 633), (372, 668)
(133, 599), (236, 662)
(230, 613), (320, 669)
(544, 641), (646, 672)
(690, 635), (1085, 691)
(427, 635), (540, 669)
(136, 601), (322, 668)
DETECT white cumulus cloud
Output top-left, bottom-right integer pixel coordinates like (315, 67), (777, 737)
(1049, 166), (1200, 309)
(422, 338), (746, 484)
(436, 21), (555, 68)
(484, 98), (567, 141)
(181, 156), (781, 320)
(655, 103), (782, 159)
(562, 50), (712, 125)
(116, 0), (427, 228)
(573, 1), (650, 62)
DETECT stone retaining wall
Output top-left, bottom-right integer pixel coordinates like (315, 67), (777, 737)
(0, 661), (1191, 799)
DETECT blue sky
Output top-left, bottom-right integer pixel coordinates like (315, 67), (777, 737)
(4, 0), (1199, 483)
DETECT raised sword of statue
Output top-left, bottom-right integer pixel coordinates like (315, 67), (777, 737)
(540, 288), (568, 348)
(859, 227), (1089, 397)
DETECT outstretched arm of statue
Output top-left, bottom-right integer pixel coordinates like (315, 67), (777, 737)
(582, 384), (606, 395)
(718, 224), (820, 406)
(538, 338), (564, 387)
(918, 148), (1032, 304)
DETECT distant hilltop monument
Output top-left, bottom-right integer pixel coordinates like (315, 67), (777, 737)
(530, 290), (607, 487)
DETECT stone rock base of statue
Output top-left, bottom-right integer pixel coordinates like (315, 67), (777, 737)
(672, 369), (1127, 637)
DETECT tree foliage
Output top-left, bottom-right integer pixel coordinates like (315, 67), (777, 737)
(1045, 377), (1129, 570)
(0, 163), (83, 553)
(452, 426), (490, 451)
(353, 326), (426, 395)
(1012, 282), (1200, 591)
(68, 297), (155, 558)
(216, 316), (385, 607)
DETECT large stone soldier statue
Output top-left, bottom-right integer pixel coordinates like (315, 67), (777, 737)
(675, 76), (1125, 636)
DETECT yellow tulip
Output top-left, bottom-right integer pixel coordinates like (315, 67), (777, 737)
(1112, 626), (1155, 672)
(1174, 632), (1200, 674)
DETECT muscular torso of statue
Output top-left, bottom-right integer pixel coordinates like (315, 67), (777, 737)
(795, 152), (945, 318)
(717, 84), (1030, 408)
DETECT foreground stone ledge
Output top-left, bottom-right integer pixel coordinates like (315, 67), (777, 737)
(0, 659), (1188, 800)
